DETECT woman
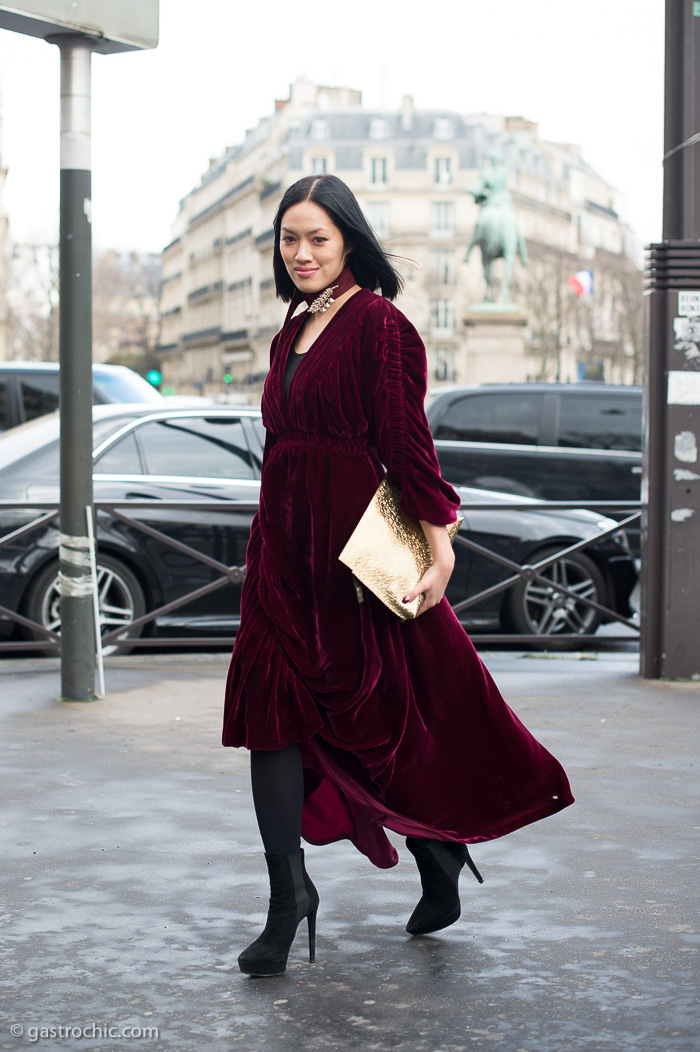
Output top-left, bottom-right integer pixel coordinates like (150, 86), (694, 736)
(223, 174), (573, 977)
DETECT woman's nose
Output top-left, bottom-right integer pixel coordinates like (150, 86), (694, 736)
(295, 240), (312, 261)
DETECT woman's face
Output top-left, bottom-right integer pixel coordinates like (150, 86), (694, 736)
(280, 201), (350, 295)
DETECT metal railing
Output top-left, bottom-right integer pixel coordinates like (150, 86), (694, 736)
(0, 498), (641, 654)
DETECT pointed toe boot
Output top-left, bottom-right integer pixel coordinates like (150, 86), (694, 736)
(405, 837), (483, 936)
(238, 849), (319, 976)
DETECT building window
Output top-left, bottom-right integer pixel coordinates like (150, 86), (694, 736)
(311, 119), (329, 140)
(435, 157), (452, 186)
(430, 249), (455, 285)
(370, 157), (388, 186)
(432, 299), (455, 334)
(366, 202), (390, 238)
(434, 118), (454, 140)
(369, 118), (389, 140)
(431, 201), (455, 237)
(434, 346), (457, 382)
(311, 157), (327, 175)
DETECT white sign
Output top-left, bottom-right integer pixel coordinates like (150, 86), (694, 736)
(0, 1), (158, 53)
(678, 291), (700, 317)
(668, 371), (700, 405)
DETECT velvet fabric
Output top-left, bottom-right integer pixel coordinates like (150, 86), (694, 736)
(223, 289), (574, 868)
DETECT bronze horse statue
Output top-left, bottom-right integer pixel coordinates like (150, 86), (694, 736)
(465, 152), (528, 303)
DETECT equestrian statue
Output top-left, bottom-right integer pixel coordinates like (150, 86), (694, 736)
(465, 148), (528, 304)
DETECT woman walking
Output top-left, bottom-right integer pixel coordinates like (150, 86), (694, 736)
(223, 174), (573, 976)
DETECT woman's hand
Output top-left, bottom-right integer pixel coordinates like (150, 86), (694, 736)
(402, 520), (457, 616)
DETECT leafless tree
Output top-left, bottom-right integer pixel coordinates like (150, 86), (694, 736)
(93, 250), (161, 372)
(5, 241), (59, 361)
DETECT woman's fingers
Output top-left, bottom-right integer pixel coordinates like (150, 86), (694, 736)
(402, 564), (451, 615)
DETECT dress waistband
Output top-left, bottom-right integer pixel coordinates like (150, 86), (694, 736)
(272, 430), (370, 454)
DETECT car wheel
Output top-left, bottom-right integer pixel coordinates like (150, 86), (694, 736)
(23, 554), (146, 656)
(502, 546), (606, 637)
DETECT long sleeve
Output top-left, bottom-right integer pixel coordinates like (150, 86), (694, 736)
(370, 303), (461, 525)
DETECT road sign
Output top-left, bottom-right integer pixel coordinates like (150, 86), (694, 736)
(0, 1), (158, 53)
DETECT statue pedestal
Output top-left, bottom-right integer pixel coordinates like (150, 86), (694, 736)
(463, 306), (528, 384)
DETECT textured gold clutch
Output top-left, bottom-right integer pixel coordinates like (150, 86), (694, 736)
(338, 476), (463, 620)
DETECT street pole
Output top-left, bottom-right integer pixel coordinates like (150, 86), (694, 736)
(640, 0), (700, 679)
(50, 35), (97, 701)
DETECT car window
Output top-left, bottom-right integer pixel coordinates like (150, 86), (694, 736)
(20, 374), (59, 422)
(94, 431), (143, 474)
(93, 369), (163, 404)
(137, 417), (255, 479)
(0, 378), (8, 431)
(433, 392), (542, 444)
(558, 394), (642, 451)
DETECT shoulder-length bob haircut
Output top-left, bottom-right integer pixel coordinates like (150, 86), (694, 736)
(272, 174), (404, 302)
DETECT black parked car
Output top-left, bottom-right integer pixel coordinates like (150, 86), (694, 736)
(0, 361), (164, 432)
(0, 406), (637, 651)
(427, 382), (642, 550)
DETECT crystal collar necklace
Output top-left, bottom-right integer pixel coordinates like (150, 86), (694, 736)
(298, 265), (357, 314)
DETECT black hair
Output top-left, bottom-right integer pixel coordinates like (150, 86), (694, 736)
(272, 174), (404, 302)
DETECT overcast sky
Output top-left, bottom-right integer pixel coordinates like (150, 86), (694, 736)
(0, 0), (665, 255)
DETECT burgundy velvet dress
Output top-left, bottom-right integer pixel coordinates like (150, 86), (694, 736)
(223, 289), (574, 868)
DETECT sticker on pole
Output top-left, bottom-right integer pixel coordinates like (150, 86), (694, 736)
(674, 316), (700, 363)
(668, 371), (700, 405)
(678, 291), (700, 316)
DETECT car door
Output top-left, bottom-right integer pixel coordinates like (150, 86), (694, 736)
(548, 390), (642, 499)
(93, 412), (260, 633)
(548, 390), (643, 551)
(431, 390), (547, 498)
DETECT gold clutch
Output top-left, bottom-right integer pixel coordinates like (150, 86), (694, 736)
(338, 476), (463, 620)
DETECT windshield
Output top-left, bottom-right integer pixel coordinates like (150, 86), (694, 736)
(93, 368), (164, 404)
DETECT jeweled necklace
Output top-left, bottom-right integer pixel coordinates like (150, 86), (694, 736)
(307, 285), (339, 313)
(298, 265), (357, 315)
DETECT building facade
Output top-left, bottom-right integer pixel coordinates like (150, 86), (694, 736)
(159, 80), (641, 399)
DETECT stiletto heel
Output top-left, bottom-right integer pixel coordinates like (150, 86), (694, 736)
(405, 837), (483, 936)
(464, 846), (484, 885)
(238, 849), (319, 976)
(307, 906), (317, 963)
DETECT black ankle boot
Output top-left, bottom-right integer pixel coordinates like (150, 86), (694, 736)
(238, 849), (319, 976)
(405, 837), (483, 936)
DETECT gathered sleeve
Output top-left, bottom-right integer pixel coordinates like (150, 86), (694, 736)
(369, 303), (461, 526)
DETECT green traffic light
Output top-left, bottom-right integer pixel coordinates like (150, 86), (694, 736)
(146, 369), (162, 386)
(223, 373), (232, 384)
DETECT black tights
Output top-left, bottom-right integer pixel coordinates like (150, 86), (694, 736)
(250, 744), (304, 855)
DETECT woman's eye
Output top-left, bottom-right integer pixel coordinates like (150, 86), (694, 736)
(313, 237), (328, 244)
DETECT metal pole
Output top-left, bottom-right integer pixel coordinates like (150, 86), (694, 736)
(50, 35), (97, 701)
(640, 0), (700, 679)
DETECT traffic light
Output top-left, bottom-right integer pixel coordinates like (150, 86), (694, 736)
(146, 369), (162, 387)
(223, 372), (232, 384)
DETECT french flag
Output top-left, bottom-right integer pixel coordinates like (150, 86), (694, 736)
(568, 270), (594, 296)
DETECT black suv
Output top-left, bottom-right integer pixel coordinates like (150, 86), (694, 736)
(0, 362), (164, 432)
(427, 383), (642, 545)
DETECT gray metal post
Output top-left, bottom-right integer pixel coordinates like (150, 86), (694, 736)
(51, 35), (97, 700)
(640, 0), (700, 679)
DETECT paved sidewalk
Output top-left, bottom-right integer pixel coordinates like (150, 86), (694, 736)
(1, 651), (698, 1052)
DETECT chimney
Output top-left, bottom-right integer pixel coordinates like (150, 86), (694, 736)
(401, 95), (414, 132)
